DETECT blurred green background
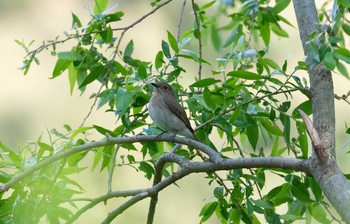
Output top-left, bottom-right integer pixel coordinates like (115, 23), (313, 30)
(0, 0), (349, 223)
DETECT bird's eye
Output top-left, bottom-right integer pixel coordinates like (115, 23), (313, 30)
(163, 85), (168, 89)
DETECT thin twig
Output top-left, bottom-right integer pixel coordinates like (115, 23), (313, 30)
(80, 83), (105, 127)
(334, 93), (350, 106)
(108, 144), (121, 192)
(24, 0), (173, 66)
(115, 0), (174, 51)
(67, 189), (144, 224)
(177, 0), (188, 40)
(190, 0), (203, 80)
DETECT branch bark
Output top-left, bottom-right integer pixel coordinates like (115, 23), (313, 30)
(293, 0), (350, 222)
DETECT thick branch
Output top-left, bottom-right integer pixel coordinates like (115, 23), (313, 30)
(0, 135), (221, 193)
(293, 1), (350, 222)
(147, 144), (181, 224)
(102, 154), (310, 223)
(292, 0), (335, 158)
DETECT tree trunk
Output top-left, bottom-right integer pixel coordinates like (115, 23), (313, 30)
(293, 0), (350, 222)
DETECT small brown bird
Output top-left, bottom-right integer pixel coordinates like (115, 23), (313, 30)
(148, 82), (198, 140)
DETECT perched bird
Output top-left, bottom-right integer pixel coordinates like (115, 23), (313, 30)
(148, 82), (198, 140)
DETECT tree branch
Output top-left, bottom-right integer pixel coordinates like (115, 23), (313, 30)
(67, 189), (144, 224)
(102, 154), (310, 223)
(115, 0), (173, 51)
(293, 1), (350, 222)
(190, 0), (203, 80)
(177, 0), (187, 40)
(0, 135), (221, 193)
(146, 144), (181, 224)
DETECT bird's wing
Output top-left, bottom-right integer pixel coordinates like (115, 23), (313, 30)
(164, 96), (195, 133)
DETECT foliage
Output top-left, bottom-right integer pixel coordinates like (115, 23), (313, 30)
(2, 0), (350, 223)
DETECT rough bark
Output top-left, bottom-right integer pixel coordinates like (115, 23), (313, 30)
(293, 0), (350, 222)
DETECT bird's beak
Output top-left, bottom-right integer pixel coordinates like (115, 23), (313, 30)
(151, 82), (158, 88)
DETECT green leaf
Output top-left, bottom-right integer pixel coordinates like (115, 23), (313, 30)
(190, 78), (221, 88)
(213, 186), (224, 199)
(57, 51), (83, 61)
(155, 51), (164, 70)
(37, 141), (54, 159)
(139, 161), (154, 180)
(260, 23), (270, 46)
(115, 88), (134, 117)
(124, 40), (134, 58)
(199, 202), (218, 222)
(272, 0), (291, 14)
(210, 23), (221, 51)
(228, 209), (241, 224)
(94, 0), (109, 15)
(339, 0), (350, 8)
(271, 23), (289, 37)
(70, 126), (94, 140)
(296, 121), (308, 159)
(309, 204), (331, 223)
(292, 100), (312, 119)
(68, 63), (77, 95)
(323, 51), (337, 70)
(342, 23), (350, 36)
(93, 125), (117, 137)
(100, 26), (113, 43)
(280, 214), (304, 222)
(0, 142), (22, 166)
(203, 88), (215, 109)
(291, 180), (312, 202)
(101, 145), (113, 171)
(71, 13), (82, 28)
(52, 59), (71, 78)
(337, 61), (350, 79)
(263, 58), (280, 69)
(61, 166), (87, 175)
(271, 137), (279, 156)
(280, 113), (290, 151)
(247, 124), (259, 150)
(200, 0), (216, 10)
(334, 47), (350, 64)
(79, 63), (107, 88)
(309, 177), (323, 202)
(167, 31), (179, 53)
(105, 11), (124, 23)
(260, 118), (283, 136)
(251, 199), (274, 210)
(227, 71), (262, 80)
(92, 149), (102, 171)
(137, 64), (147, 79)
(161, 40), (171, 58)
(223, 26), (241, 48)
(266, 183), (292, 206)
(278, 101), (291, 112)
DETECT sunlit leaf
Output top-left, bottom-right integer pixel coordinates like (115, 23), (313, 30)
(190, 78), (221, 88)
(227, 71), (262, 80)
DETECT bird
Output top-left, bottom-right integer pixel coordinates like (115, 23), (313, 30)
(148, 82), (198, 140)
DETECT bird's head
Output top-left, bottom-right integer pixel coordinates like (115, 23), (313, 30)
(151, 82), (175, 97)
